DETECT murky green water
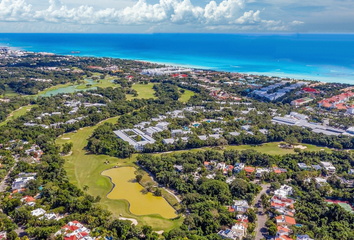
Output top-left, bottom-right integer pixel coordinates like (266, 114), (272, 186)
(102, 167), (177, 219)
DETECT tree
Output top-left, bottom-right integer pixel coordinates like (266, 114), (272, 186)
(135, 174), (143, 183)
(62, 142), (73, 154)
(154, 188), (162, 196)
(268, 224), (277, 236)
(285, 135), (298, 146)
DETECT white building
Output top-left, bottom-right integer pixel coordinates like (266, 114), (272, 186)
(12, 173), (37, 190)
(321, 161), (336, 174)
(274, 185), (293, 197)
(31, 208), (46, 217)
(113, 129), (155, 151)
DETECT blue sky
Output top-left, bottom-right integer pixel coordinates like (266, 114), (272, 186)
(0, 0), (353, 32)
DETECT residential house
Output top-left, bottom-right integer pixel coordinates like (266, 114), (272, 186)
(228, 200), (249, 213)
(321, 161), (336, 174)
(234, 163), (245, 173)
(274, 185), (293, 197)
(31, 208), (46, 217)
(241, 125), (251, 131)
(297, 235), (314, 240)
(217, 229), (241, 240)
(55, 220), (95, 240)
(297, 163), (310, 170)
(256, 168), (270, 178)
(244, 166), (255, 176)
(12, 173), (37, 190)
(275, 215), (296, 227)
(0, 231), (6, 240)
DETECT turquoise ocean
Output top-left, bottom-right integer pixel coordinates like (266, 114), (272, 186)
(0, 33), (353, 84)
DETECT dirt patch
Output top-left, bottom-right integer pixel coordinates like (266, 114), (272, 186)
(61, 137), (70, 140)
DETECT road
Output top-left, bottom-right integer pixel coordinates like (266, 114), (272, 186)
(254, 183), (270, 240)
(0, 162), (17, 192)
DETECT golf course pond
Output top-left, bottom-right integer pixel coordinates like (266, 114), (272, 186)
(38, 79), (97, 97)
(102, 167), (177, 219)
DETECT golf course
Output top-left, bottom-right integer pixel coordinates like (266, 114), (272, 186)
(0, 104), (37, 127)
(126, 83), (156, 100)
(56, 116), (183, 231)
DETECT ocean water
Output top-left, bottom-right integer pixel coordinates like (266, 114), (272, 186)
(0, 33), (353, 84)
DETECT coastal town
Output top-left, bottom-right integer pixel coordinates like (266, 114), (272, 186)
(0, 47), (353, 240)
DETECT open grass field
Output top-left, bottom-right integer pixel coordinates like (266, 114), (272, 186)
(0, 105), (37, 127)
(56, 117), (183, 231)
(223, 142), (331, 155)
(76, 77), (117, 90)
(1, 86), (21, 98)
(157, 142), (331, 156)
(179, 88), (195, 103)
(126, 83), (156, 100)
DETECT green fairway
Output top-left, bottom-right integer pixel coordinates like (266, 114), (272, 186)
(1, 86), (21, 97)
(224, 142), (331, 155)
(126, 83), (156, 100)
(158, 142), (331, 156)
(179, 88), (195, 103)
(56, 117), (183, 231)
(0, 105), (37, 126)
(76, 77), (117, 89)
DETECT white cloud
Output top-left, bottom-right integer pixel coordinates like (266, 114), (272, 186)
(0, 0), (32, 21)
(0, 0), (304, 30)
(291, 20), (304, 25)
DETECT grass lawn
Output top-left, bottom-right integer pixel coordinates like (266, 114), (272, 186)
(76, 77), (117, 90)
(56, 117), (183, 231)
(126, 83), (156, 100)
(0, 105), (37, 127)
(1, 86), (21, 97)
(157, 142), (331, 156)
(179, 88), (195, 103)
(224, 142), (331, 155)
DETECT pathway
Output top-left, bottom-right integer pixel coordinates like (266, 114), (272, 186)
(254, 183), (270, 240)
(163, 187), (181, 203)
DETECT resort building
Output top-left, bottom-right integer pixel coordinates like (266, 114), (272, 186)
(291, 97), (313, 107)
(113, 129), (156, 151)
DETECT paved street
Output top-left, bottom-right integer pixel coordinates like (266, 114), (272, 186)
(0, 162), (17, 192)
(254, 184), (270, 240)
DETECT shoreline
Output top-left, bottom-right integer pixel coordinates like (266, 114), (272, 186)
(1, 42), (354, 85)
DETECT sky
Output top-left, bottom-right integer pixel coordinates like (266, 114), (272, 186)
(0, 0), (353, 33)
